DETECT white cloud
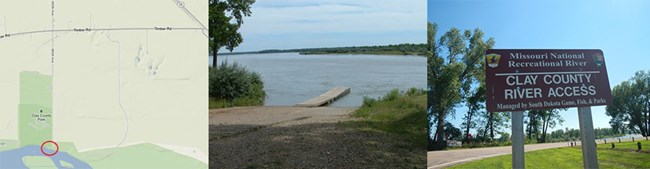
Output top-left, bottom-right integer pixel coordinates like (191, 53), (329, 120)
(231, 0), (426, 51)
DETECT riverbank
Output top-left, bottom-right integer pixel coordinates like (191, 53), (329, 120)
(352, 88), (428, 149)
(299, 50), (424, 56)
(210, 88), (427, 168)
(217, 43), (427, 56)
(210, 106), (412, 168)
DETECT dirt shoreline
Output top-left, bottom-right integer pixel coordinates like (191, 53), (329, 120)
(209, 106), (424, 168)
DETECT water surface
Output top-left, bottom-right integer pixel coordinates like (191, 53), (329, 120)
(0, 145), (92, 169)
(212, 53), (426, 107)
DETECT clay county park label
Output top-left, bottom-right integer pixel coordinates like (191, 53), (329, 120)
(485, 49), (612, 112)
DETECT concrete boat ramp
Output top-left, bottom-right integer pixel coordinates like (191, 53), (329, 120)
(295, 87), (350, 107)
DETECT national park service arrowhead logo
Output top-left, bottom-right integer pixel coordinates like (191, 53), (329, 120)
(593, 53), (604, 67)
(486, 53), (501, 68)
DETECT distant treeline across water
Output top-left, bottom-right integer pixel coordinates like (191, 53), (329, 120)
(217, 43), (427, 56)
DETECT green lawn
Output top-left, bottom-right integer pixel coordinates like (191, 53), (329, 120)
(598, 139), (650, 151)
(450, 140), (650, 169)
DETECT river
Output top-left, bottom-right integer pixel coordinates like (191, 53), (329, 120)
(0, 145), (92, 169)
(211, 53), (426, 107)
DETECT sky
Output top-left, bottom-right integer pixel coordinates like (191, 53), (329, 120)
(227, 0), (426, 52)
(428, 0), (650, 136)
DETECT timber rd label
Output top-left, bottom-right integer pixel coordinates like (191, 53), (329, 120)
(485, 49), (612, 112)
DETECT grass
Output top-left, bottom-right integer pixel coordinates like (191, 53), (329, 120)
(351, 88), (428, 148)
(447, 138), (566, 150)
(209, 97), (264, 109)
(449, 140), (650, 169)
(598, 139), (650, 151)
(341, 88), (427, 168)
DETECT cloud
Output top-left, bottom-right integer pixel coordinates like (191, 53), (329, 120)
(231, 0), (426, 52)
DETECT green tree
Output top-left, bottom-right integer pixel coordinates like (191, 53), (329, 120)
(606, 70), (650, 136)
(593, 127), (624, 139)
(525, 109), (564, 143)
(427, 22), (495, 150)
(445, 121), (463, 141)
(538, 109), (564, 143)
(549, 129), (565, 142)
(461, 59), (487, 142)
(497, 131), (510, 142)
(525, 111), (540, 141)
(209, 0), (255, 68)
(461, 98), (480, 142)
(567, 128), (581, 141)
(481, 112), (510, 142)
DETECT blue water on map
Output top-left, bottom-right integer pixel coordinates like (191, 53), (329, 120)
(0, 145), (92, 169)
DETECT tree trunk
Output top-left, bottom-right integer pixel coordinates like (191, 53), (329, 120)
(464, 105), (474, 142)
(435, 114), (446, 150)
(433, 129), (438, 142)
(212, 47), (219, 68)
(541, 117), (545, 142)
(488, 112), (493, 141)
(643, 105), (650, 137)
(483, 119), (489, 139)
(527, 113), (532, 140)
(527, 118), (532, 140)
(489, 119), (494, 142)
(541, 115), (548, 143)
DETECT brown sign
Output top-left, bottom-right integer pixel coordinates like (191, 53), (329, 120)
(485, 49), (612, 112)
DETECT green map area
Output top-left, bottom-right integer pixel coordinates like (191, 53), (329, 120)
(18, 71), (53, 147)
(0, 139), (205, 169)
(0, 71), (206, 168)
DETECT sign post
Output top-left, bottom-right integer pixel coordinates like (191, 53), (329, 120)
(485, 49), (612, 169)
(512, 111), (525, 169)
(578, 107), (598, 168)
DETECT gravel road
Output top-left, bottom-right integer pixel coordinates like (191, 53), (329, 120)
(210, 106), (424, 169)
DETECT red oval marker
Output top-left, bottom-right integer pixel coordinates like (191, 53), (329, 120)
(40, 140), (59, 156)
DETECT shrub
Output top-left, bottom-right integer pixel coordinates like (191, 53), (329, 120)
(383, 89), (401, 101)
(362, 96), (376, 108)
(209, 61), (266, 107)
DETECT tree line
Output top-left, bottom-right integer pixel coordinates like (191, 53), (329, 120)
(427, 21), (496, 150)
(606, 70), (650, 136)
(219, 43), (427, 56)
(445, 123), (623, 145)
(427, 22), (570, 150)
(427, 21), (647, 150)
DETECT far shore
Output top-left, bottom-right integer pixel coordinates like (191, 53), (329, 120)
(215, 43), (427, 56)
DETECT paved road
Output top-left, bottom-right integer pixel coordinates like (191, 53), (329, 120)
(427, 142), (576, 168)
